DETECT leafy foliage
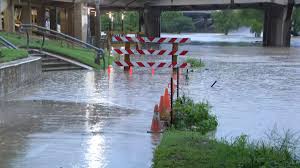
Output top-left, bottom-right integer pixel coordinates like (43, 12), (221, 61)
(238, 9), (264, 37)
(212, 10), (240, 35)
(101, 11), (139, 33)
(212, 9), (264, 36)
(153, 131), (300, 168)
(293, 7), (300, 36)
(186, 58), (204, 68)
(161, 11), (195, 33)
(173, 96), (218, 134)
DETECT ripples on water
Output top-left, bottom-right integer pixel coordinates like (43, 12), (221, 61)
(1, 33), (300, 167)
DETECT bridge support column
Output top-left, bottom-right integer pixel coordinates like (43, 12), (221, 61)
(3, 0), (15, 32)
(144, 7), (161, 37)
(73, 2), (88, 42)
(263, 3), (293, 47)
(21, 0), (32, 25)
(37, 6), (46, 27)
(50, 8), (57, 31)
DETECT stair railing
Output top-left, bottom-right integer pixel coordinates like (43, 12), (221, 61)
(0, 35), (18, 49)
(20, 24), (105, 66)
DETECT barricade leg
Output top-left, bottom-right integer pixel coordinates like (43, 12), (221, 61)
(124, 42), (131, 71)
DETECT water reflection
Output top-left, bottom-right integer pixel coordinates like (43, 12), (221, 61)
(1, 43), (300, 167)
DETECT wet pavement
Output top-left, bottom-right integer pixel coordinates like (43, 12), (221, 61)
(0, 70), (171, 168)
(1, 44), (300, 167)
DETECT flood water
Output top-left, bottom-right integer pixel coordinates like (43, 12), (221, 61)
(1, 33), (300, 167)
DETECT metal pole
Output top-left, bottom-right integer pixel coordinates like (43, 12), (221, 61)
(26, 30), (29, 49)
(40, 32), (45, 51)
(177, 68), (179, 99)
(170, 77), (174, 125)
(121, 19), (124, 34)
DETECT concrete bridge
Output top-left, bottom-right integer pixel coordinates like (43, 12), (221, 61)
(1, 0), (300, 47)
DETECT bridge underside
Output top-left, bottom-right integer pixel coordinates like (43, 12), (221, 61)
(1, 0), (299, 47)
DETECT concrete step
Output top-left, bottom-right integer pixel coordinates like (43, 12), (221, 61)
(43, 66), (84, 72)
(42, 62), (73, 68)
(41, 58), (64, 62)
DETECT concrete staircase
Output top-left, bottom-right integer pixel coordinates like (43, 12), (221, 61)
(40, 55), (85, 72)
(29, 50), (92, 72)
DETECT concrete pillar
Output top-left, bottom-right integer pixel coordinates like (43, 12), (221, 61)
(21, 0), (32, 25)
(60, 8), (68, 34)
(50, 8), (57, 31)
(37, 6), (46, 27)
(94, 3), (101, 48)
(263, 3), (294, 47)
(138, 10), (144, 33)
(73, 2), (88, 42)
(66, 7), (74, 36)
(0, 14), (3, 31)
(144, 7), (161, 37)
(3, 0), (14, 32)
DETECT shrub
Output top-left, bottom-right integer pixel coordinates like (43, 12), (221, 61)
(173, 96), (218, 134)
(186, 58), (204, 68)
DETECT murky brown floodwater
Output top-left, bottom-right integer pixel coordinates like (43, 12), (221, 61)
(1, 45), (300, 167)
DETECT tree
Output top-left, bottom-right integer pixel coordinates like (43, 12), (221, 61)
(292, 7), (300, 36)
(212, 10), (240, 35)
(237, 9), (264, 37)
(161, 11), (195, 33)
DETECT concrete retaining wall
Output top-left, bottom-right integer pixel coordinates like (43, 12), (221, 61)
(0, 57), (41, 97)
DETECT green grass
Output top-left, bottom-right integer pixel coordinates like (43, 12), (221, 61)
(153, 131), (300, 168)
(186, 58), (205, 68)
(0, 49), (28, 63)
(0, 32), (113, 69)
(173, 96), (218, 134)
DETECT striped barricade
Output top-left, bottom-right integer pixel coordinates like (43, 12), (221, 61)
(114, 61), (189, 69)
(112, 36), (191, 44)
(112, 35), (191, 69)
(113, 49), (188, 56)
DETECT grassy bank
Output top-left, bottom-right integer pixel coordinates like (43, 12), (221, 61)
(0, 32), (113, 69)
(0, 49), (28, 63)
(154, 96), (300, 168)
(154, 131), (300, 168)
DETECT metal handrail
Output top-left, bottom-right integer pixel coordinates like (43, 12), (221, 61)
(20, 24), (105, 66)
(0, 36), (18, 49)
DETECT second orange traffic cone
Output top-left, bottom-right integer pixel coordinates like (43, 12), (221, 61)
(148, 104), (162, 133)
(164, 88), (171, 112)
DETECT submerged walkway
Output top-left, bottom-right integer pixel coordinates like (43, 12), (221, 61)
(1, 45), (300, 167)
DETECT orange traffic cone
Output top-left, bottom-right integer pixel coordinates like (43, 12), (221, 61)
(164, 88), (171, 112)
(158, 96), (165, 115)
(159, 95), (170, 121)
(148, 104), (162, 133)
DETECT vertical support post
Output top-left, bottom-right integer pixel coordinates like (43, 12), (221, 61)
(107, 31), (112, 53)
(177, 68), (179, 99)
(26, 30), (29, 49)
(121, 19), (124, 34)
(40, 32), (45, 51)
(50, 8), (57, 31)
(170, 77), (174, 125)
(37, 5), (46, 27)
(4, 0), (15, 32)
(95, 1), (101, 48)
(124, 42), (131, 71)
(172, 43), (178, 72)
(138, 10), (144, 34)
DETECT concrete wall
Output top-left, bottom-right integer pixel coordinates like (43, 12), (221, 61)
(73, 3), (88, 42)
(0, 57), (41, 97)
(0, 0), (8, 13)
